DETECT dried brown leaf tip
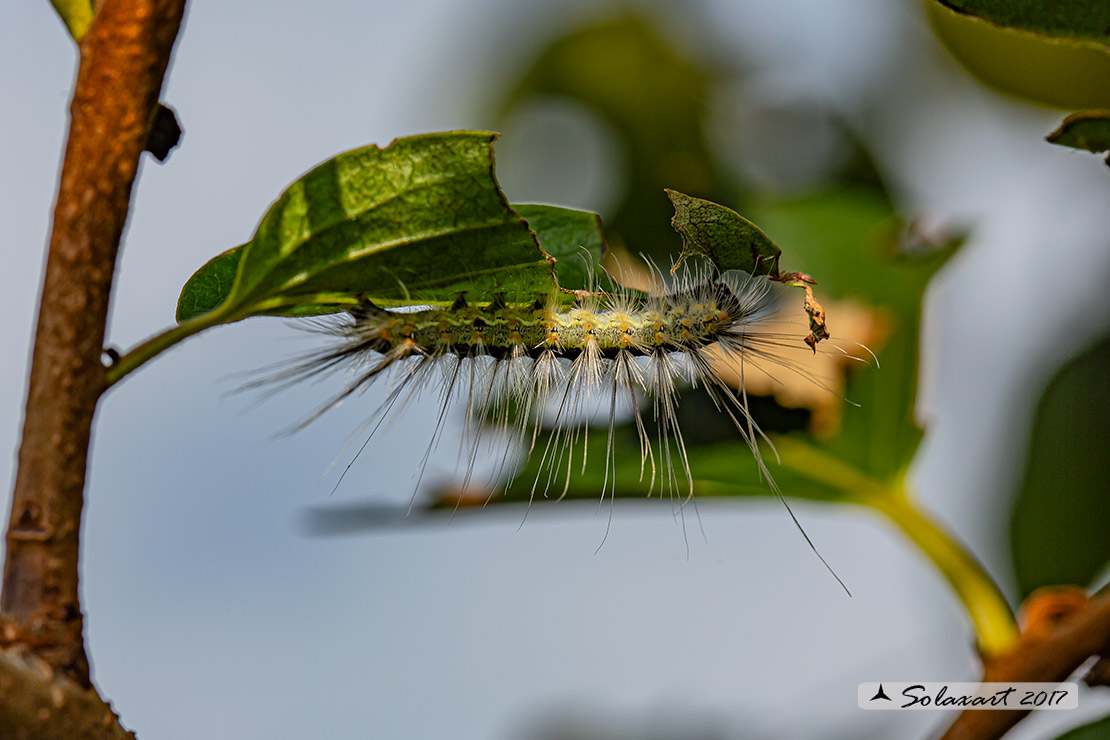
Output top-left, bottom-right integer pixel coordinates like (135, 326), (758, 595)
(772, 271), (829, 352)
(801, 285), (829, 352)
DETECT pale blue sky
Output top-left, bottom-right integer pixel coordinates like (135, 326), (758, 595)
(3, 2), (1110, 739)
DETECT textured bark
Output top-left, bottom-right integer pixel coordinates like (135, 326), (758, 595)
(939, 590), (1110, 740)
(1, 0), (186, 690)
(0, 648), (135, 740)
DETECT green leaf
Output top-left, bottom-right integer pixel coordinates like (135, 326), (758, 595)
(494, 435), (849, 507)
(176, 247), (242, 322)
(1052, 714), (1110, 740)
(176, 132), (561, 326)
(933, 0), (1110, 45)
(176, 200), (608, 322)
(665, 189), (781, 276)
(50, 0), (95, 41)
(1047, 110), (1110, 159)
(231, 131), (554, 312)
(513, 204), (607, 292)
(176, 245), (359, 322)
(1010, 334), (1110, 598)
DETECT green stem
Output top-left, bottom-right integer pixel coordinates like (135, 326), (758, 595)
(106, 293), (361, 388)
(864, 488), (1020, 656)
(105, 306), (237, 388)
(773, 437), (1020, 657)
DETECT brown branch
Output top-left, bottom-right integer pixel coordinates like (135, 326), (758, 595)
(0, 647), (134, 740)
(939, 589), (1110, 740)
(1, 0), (186, 693)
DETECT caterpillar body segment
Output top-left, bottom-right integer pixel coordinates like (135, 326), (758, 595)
(302, 267), (791, 499)
(342, 278), (762, 363)
(269, 262), (854, 590)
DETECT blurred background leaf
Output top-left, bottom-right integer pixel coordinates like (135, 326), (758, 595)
(932, 0), (1110, 43)
(1047, 110), (1110, 165)
(1053, 713), (1110, 740)
(497, 14), (729, 264)
(745, 189), (957, 482)
(1010, 334), (1110, 598)
(926, 0), (1110, 109)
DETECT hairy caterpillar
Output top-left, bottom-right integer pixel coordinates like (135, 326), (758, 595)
(268, 258), (852, 588)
